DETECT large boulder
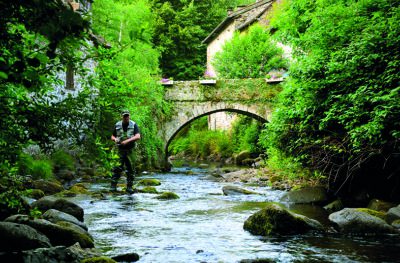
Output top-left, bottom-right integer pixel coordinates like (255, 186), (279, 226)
(32, 179), (64, 195)
(0, 243), (102, 263)
(5, 215), (94, 248)
(32, 196), (84, 221)
(280, 186), (328, 205)
(0, 222), (51, 251)
(386, 205), (400, 224)
(234, 151), (251, 165)
(243, 203), (323, 236)
(329, 208), (396, 234)
(43, 209), (88, 231)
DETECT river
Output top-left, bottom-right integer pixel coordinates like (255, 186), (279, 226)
(71, 166), (400, 263)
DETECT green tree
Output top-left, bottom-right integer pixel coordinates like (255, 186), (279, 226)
(92, 0), (170, 169)
(0, 0), (91, 164)
(213, 24), (288, 78)
(262, 0), (400, 198)
(151, 0), (255, 80)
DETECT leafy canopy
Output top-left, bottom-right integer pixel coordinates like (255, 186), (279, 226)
(213, 24), (288, 78)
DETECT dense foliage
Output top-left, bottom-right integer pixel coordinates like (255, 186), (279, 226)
(169, 115), (263, 161)
(213, 24), (288, 78)
(151, 0), (255, 80)
(91, 0), (169, 169)
(0, 0), (93, 215)
(262, 0), (400, 199)
(0, 0), (95, 168)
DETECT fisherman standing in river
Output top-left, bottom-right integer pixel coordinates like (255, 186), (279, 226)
(110, 110), (141, 194)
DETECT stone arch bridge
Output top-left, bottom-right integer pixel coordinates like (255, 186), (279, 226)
(159, 78), (282, 168)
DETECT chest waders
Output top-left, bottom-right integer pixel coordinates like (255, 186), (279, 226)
(111, 120), (136, 193)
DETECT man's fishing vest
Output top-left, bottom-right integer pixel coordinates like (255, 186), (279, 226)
(115, 120), (136, 141)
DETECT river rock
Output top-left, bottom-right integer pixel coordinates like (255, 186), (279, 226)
(392, 219), (400, 229)
(323, 199), (344, 214)
(0, 221), (51, 251)
(243, 203), (324, 235)
(32, 196), (84, 221)
(25, 189), (46, 200)
(137, 178), (161, 186)
(138, 186), (158, 194)
(221, 169), (249, 182)
(234, 150), (251, 165)
(82, 256), (117, 263)
(386, 205), (400, 224)
(222, 185), (258, 195)
(328, 208), (396, 234)
(5, 215), (94, 248)
(367, 199), (396, 212)
(43, 209), (88, 231)
(112, 252), (140, 262)
(1, 242), (102, 263)
(280, 186), (328, 205)
(57, 221), (92, 240)
(68, 183), (90, 194)
(156, 192), (179, 200)
(32, 179), (64, 195)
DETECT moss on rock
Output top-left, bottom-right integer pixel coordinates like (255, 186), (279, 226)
(81, 257), (117, 263)
(355, 208), (386, 220)
(139, 186), (158, 194)
(137, 178), (161, 186)
(25, 189), (45, 200)
(156, 192), (180, 200)
(243, 202), (323, 236)
(69, 184), (89, 194)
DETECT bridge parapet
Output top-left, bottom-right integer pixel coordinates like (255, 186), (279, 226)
(164, 78), (281, 103)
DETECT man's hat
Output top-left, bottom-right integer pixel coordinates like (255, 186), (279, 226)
(121, 110), (130, 116)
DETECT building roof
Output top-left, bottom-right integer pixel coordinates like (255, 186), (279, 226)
(202, 0), (273, 44)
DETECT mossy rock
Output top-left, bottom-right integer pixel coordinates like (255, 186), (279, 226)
(243, 202), (323, 236)
(392, 219), (400, 229)
(68, 184), (89, 194)
(355, 208), (386, 220)
(81, 257), (117, 263)
(25, 189), (45, 200)
(32, 179), (64, 195)
(156, 192), (180, 200)
(137, 178), (161, 186)
(139, 186), (158, 194)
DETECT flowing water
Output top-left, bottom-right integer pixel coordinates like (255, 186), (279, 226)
(71, 167), (400, 263)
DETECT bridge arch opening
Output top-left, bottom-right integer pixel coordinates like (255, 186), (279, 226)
(165, 108), (267, 165)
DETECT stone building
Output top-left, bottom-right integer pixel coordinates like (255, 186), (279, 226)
(202, 0), (276, 77)
(202, 0), (277, 130)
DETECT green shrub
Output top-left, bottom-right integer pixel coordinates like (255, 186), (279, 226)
(30, 159), (53, 180)
(17, 153), (53, 180)
(51, 150), (75, 170)
(213, 24), (288, 78)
